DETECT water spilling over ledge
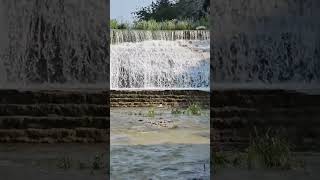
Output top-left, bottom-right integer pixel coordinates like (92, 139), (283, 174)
(0, 0), (108, 88)
(111, 40), (210, 89)
(111, 30), (210, 44)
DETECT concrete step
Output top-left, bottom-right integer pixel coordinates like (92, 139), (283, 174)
(212, 116), (320, 129)
(212, 126), (320, 151)
(0, 104), (108, 117)
(0, 89), (108, 105)
(110, 90), (209, 107)
(0, 128), (108, 143)
(0, 116), (108, 129)
(211, 106), (320, 118)
(211, 89), (320, 108)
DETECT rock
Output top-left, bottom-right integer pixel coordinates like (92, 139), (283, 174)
(145, 119), (177, 129)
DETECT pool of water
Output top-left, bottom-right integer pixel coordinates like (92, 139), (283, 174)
(110, 107), (210, 179)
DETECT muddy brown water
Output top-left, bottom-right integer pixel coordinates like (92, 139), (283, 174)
(110, 107), (210, 179)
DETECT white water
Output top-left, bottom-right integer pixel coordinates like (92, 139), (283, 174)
(0, 0), (108, 88)
(111, 30), (210, 44)
(110, 39), (210, 89)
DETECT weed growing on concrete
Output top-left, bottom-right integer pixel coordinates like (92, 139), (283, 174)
(147, 107), (155, 118)
(57, 155), (72, 170)
(247, 127), (297, 170)
(212, 151), (229, 172)
(92, 153), (105, 170)
(186, 103), (201, 115)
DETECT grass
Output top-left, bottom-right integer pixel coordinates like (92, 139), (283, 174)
(92, 153), (105, 170)
(247, 127), (297, 170)
(110, 19), (129, 29)
(133, 19), (193, 30)
(212, 151), (229, 171)
(147, 107), (156, 118)
(186, 103), (202, 115)
(111, 19), (208, 30)
(57, 153), (106, 171)
(213, 128), (305, 172)
(57, 155), (72, 170)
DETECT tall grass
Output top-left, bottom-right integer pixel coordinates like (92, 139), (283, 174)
(147, 107), (156, 117)
(110, 19), (129, 29)
(133, 19), (195, 30)
(247, 127), (298, 169)
(111, 19), (208, 30)
(186, 103), (202, 115)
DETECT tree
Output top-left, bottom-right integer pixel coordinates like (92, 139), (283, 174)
(133, 0), (209, 22)
(134, 0), (176, 21)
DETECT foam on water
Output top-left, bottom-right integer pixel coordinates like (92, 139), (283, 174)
(0, 0), (108, 88)
(110, 40), (210, 89)
(111, 30), (210, 44)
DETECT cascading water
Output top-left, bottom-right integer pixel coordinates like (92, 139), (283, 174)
(111, 30), (210, 44)
(110, 30), (210, 89)
(211, 0), (320, 89)
(0, 0), (108, 88)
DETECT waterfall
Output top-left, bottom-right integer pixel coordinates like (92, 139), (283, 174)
(0, 0), (108, 88)
(211, 0), (320, 86)
(111, 30), (210, 44)
(111, 39), (210, 89)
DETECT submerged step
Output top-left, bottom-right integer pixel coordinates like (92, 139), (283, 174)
(0, 104), (108, 116)
(211, 89), (320, 108)
(0, 128), (108, 143)
(0, 116), (108, 129)
(211, 107), (320, 118)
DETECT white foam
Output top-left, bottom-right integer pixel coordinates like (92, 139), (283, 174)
(110, 40), (210, 89)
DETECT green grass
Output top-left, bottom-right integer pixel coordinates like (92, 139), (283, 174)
(186, 103), (202, 115)
(213, 128), (305, 172)
(247, 127), (297, 169)
(147, 107), (156, 118)
(133, 19), (194, 30)
(110, 19), (129, 29)
(111, 19), (208, 30)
